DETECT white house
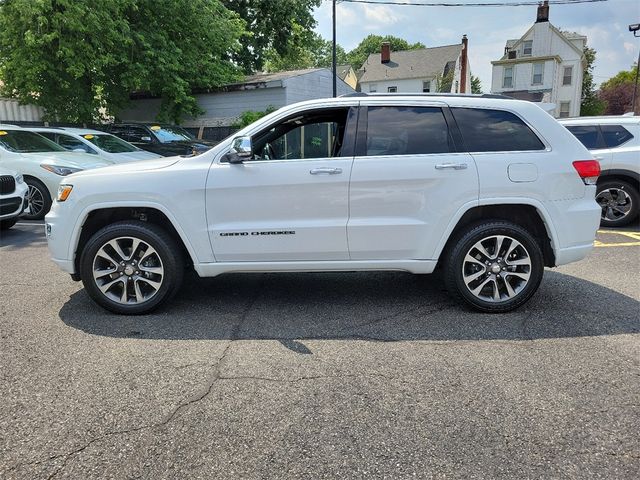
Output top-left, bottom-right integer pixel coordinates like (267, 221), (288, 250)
(358, 36), (471, 95)
(490, 1), (586, 118)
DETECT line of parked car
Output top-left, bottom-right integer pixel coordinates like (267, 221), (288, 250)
(0, 123), (216, 225)
(0, 114), (638, 232)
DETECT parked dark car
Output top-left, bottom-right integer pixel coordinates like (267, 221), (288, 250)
(100, 123), (216, 157)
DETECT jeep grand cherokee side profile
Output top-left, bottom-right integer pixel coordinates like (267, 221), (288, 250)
(45, 95), (601, 314)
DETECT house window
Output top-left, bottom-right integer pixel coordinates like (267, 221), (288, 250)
(523, 40), (533, 57)
(422, 80), (431, 93)
(387, 86), (397, 93)
(369, 84), (377, 93)
(559, 101), (571, 118)
(563, 66), (573, 86)
(532, 63), (544, 85)
(503, 66), (514, 89)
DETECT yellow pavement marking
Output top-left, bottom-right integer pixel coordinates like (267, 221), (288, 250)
(595, 230), (640, 247)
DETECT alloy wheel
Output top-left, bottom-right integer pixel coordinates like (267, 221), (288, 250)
(596, 187), (632, 222)
(462, 235), (532, 303)
(26, 184), (45, 218)
(92, 236), (164, 305)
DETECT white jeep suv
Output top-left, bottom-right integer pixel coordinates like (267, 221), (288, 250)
(45, 95), (601, 314)
(560, 115), (639, 227)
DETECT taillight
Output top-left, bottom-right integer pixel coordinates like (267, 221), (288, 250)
(572, 160), (600, 185)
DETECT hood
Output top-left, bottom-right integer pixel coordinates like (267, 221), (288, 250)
(0, 166), (20, 177)
(28, 151), (113, 169)
(68, 157), (180, 179)
(106, 150), (163, 163)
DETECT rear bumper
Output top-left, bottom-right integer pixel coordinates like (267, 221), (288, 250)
(555, 243), (594, 266)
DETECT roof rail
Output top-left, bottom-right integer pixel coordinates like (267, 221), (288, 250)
(339, 92), (514, 100)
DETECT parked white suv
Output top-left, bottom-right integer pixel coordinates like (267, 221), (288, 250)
(45, 95), (600, 314)
(0, 167), (28, 230)
(560, 115), (639, 227)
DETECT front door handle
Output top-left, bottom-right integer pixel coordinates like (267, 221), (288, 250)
(435, 163), (468, 170)
(310, 167), (342, 175)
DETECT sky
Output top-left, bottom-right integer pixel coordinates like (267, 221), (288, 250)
(313, 0), (640, 92)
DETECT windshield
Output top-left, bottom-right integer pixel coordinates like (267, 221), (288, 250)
(149, 125), (194, 143)
(82, 133), (138, 153)
(0, 130), (66, 153)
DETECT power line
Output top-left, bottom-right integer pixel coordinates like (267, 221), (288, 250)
(339, 0), (607, 7)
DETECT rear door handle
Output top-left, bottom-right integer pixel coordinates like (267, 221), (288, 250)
(310, 167), (342, 175)
(435, 163), (468, 170)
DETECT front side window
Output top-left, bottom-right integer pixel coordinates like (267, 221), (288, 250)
(563, 66), (573, 86)
(601, 125), (634, 148)
(503, 67), (513, 89)
(57, 134), (95, 153)
(251, 108), (350, 161)
(451, 108), (545, 152)
(365, 106), (452, 156)
(0, 130), (65, 153)
(387, 86), (397, 93)
(559, 102), (571, 118)
(422, 80), (431, 93)
(565, 125), (604, 149)
(532, 63), (544, 85)
(522, 40), (533, 56)
(83, 134), (139, 153)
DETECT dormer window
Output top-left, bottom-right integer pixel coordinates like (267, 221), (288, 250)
(523, 40), (533, 57)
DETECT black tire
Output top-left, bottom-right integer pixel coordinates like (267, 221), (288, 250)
(443, 221), (544, 313)
(0, 218), (18, 230)
(596, 179), (639, 228)
(23, 177), (52, 220)
(79, 221), (184, 315)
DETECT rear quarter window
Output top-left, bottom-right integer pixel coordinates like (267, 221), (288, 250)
(452, 108), (545, 152)
(565, 125), (604, 150)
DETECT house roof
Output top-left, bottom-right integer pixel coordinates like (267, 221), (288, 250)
(336, 65), (353, 81)
(359, 44), (462, 83)
(502, 24), (586, 59)
(240, 68), (325, 85)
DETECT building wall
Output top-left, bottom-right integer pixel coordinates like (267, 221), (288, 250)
(490, 22), (584, 118)
(342, 69), (358, 90)
(0, 98), (45, 122)
(284, 70), (354, 104)
(360, 77), (437, 94)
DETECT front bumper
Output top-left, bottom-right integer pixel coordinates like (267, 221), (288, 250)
(45, 202), (77, 274)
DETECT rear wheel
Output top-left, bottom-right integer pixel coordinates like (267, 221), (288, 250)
(596, 179), (639, 227)
(79, 221), (184, 315)
(23, 178), (52, 220)
(444, 221), (544, 313)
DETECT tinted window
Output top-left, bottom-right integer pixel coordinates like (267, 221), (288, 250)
(601, 125), (634, 148)
(0, 130), (65, 153)
(57, 134), (93, 153)
(565, 125), (603, 149)
(127, 126), (152, 143)
(452, 108), (545, 152)
(83, 134), (138, 153)
(149, 125), (193, 143)
(366, 106), (452, 156)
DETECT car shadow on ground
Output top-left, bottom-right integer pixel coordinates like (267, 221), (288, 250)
(0, 224), (47, 250)
(58, 270), (640, 344)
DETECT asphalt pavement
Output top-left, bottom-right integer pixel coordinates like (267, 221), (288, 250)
(0, 221), (638, 479)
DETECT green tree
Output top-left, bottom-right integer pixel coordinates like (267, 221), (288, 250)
(580, 46), (605, 116)
(437, 70), (454, 93)
(0, 0), (244, 123)
(222, 0), (321, 74)
(471, 74), (482, 94)
(346, 35), (426, 70)
(232, 106), (277, 128)
(264, 31), (348, 72)
(598, 63), (638, 115)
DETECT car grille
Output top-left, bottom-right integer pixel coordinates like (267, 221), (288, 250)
(0, 175), (16, 195)
(0, 197), (22, 215)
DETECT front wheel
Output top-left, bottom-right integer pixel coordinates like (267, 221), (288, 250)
(444, 221), (544, 313)
(79, 221), (184, 315)
(23, 178), (52, 220)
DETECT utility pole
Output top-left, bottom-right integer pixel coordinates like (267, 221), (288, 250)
(332, 0), (337, 98)
(630, 23), (640, 114)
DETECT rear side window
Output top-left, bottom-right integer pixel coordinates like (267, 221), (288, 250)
(601, 125), (634, 148)
(452, 108), (545, 152)
(565, 125), (604, 149)
(366, 106), (452, 156)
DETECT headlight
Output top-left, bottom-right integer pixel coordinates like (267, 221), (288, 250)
(15, 174), (24, 184)
(40, 164), (83, 176)
(57, 184), (73, 202)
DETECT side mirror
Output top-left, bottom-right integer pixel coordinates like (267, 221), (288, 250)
(224, 136), (253, 164)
